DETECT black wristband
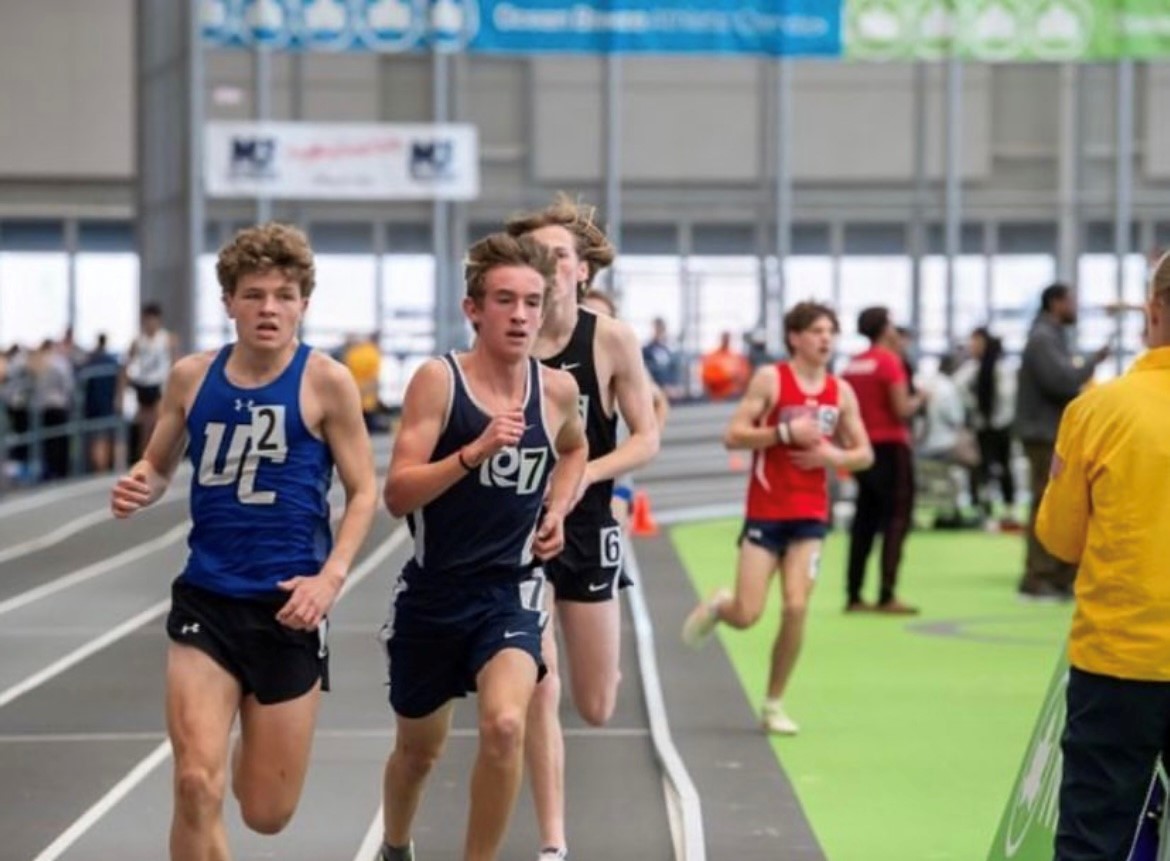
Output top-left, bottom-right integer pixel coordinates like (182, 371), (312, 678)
(457, 448), (476, 471)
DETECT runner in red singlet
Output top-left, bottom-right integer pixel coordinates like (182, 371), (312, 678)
(681, 302), (873, 735)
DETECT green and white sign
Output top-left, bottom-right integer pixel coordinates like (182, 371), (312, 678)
(846, 0), (1170, 60)
(987, 653), (1068, 861)
(988, 652), (1170, 860)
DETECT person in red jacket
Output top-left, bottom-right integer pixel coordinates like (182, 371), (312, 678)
(682, 302), (873, 735)
(841, 306), (928, 614)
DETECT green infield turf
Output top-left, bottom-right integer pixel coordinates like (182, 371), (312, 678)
(670, 520), (1074, 861)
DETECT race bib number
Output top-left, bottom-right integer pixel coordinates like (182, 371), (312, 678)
(600, 526), (623, 568)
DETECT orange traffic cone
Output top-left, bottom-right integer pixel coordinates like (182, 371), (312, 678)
(630, 490), (660, 537)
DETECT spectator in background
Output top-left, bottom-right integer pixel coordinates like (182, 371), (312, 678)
(919, 354), (970, 464)
(30, 339), (74, 480)
(642, 317), (683, 399)
(954, 327), (1019, 529)
(918, 354), (978, 529)
(745, 327), (772, 369)
(1014, 284), (1110, 601)
(3, 346), (31, 480)
(1036, 253), (1170, 861)
(700, 331), (751, 401)
(60, 326), (87, 370)
(83, 333), (121, 473)
(894, 325), (920, 396)
(126, 303), (178, 461)
(343, 332), (382, 431)
(841, 307), (928, 615)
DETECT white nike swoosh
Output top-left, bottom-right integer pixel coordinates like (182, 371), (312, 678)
(503, 631), (528, 639)
(561, 362), (580, 371)
(587, 582), (608, 592)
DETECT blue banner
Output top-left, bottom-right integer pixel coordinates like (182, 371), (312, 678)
(200, 0), (843, 57)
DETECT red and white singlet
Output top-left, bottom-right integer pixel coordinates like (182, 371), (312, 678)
(745, 362), (841, 522)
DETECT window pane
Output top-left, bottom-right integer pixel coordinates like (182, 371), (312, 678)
(920, 256), (988, 355)
(304, 254), (378, 353)
(1077, 253), (1147, 360)
(783, 256), (834, 304)
(614, 255), (683, 349)
(0, 252), (69, 347)
(689, 256), (760, 353)
(990, 255), (1055, 353)
(75, 253), (139, 354)
(196, 254), (230, 351)
(382, 254), (436, 405)
(839, 256), (911, 356)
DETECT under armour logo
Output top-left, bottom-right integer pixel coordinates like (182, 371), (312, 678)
(234, 398), (255, 412)
(180, 623), (201, 635)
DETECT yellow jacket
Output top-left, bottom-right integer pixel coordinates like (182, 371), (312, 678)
(1037, 347), (1170, 681)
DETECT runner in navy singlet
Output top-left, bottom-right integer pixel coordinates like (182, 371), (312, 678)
(375, 233), (587, 861)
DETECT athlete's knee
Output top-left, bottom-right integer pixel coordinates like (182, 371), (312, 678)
(174, 764), (226, 824)
(479, 707), (526, 761)
(724, 600), (763, 629)
(574, 683), (618, 727)
(239, 796), (296, 835)
(393, 738), (444, 784)
(782, 598), (810, 619)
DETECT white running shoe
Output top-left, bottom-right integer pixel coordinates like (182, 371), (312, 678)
(761, 700), (799, 736)
(681, 588), (731, 648)
(538, 848), (568, 860)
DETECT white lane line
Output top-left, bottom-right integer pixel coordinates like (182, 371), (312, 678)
(338, 525), (408, 600)
(625, 540), (707, 861)
(20, 526), (411, 860)
(0, 524), (407, 712)
(0, 600), (171, 710)
(353, 808), (386, 861)
(0, 509), (111, 567)
(0, 524), (188, 619)
(0, 466), (197, 518)
(0, 488), (191, 570)
(30, 740), (173, 861)
(0, 476), (115, 517)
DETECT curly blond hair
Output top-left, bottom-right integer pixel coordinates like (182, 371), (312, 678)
(505, 193), (615, 294)
(464, 233), (556, 306)
(216, 222), (316, 298)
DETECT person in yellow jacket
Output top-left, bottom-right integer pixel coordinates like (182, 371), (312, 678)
(343, 333), (381, 430)
(1036, 252), (1170, 861)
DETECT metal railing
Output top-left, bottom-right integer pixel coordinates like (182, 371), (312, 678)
(0, 364), (128, 492)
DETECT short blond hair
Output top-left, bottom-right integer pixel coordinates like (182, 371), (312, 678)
(216, 222), (316, 298)
(1151, 252), (1170, 301)
(505, 193), (616, 293)
(464, 233), (556, 305)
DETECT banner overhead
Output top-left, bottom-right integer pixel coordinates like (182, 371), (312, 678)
(845, 0), (1170, 61)
(200, 0), (1170, 59)
(200, 0), (843, 56)
(203, 121), (479, 201)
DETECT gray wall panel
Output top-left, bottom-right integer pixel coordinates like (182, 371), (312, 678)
(1146, 64), (1170, 179)
(0, 0), (133, 177)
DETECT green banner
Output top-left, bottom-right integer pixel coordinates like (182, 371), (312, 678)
(987, 652), (1067, 861)
(846, 0), (1170, 61)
